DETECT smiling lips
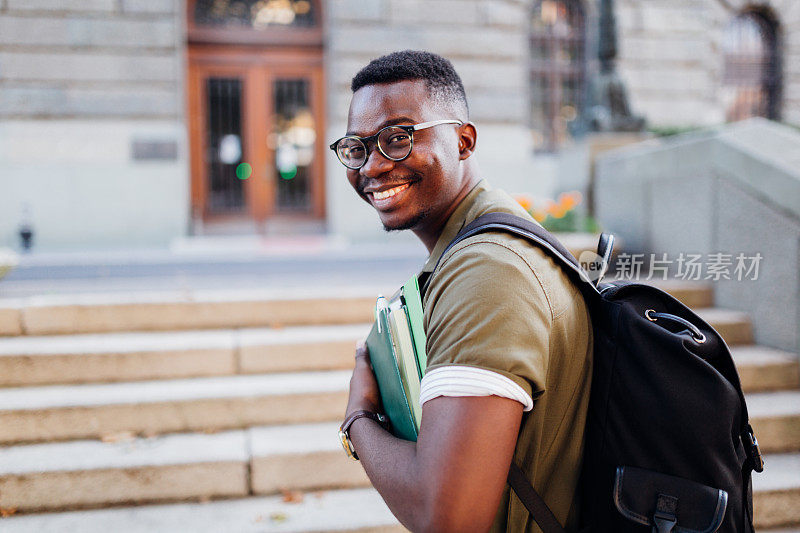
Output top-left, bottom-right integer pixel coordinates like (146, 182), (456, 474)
(371, 183), (410, 201)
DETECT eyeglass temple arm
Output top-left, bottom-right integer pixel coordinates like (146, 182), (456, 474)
(412, 119), (463, 131)
(330, 119), (463, 149)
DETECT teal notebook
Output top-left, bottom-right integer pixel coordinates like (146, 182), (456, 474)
(365, 274), (427, 442)
(402, 275), (427, 377)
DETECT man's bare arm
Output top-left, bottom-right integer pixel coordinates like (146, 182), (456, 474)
(347, 349), (523, 532)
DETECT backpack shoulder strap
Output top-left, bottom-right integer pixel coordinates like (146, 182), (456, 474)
(508, 463), (567, 533)
(420, 211), (593, 533)
(421, 212), (599, 297)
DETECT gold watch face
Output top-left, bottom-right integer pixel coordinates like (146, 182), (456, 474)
(338, 428), (357, 460)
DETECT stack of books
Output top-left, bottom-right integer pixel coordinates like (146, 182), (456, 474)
(365, 275), (427, 441)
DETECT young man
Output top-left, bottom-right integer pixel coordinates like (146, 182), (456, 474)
(331, 50), (592, 532)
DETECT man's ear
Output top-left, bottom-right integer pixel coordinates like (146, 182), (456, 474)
(458, 122), (477, 160)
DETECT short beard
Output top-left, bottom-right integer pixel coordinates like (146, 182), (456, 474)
(382, 208), (431, 233)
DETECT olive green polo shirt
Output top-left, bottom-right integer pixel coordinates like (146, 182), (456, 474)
(421, 179), (593, 532)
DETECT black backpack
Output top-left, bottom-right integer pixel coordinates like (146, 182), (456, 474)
(424, 212), (763, 533)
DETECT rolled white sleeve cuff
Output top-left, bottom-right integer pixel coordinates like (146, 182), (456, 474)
(419, 365), (534, 412)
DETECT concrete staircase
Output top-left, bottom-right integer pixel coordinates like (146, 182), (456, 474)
(0, 282), (797, 531)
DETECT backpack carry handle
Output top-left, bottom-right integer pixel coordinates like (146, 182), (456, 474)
(595, 233), (615, 287)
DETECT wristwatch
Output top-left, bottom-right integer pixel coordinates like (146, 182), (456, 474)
(338, 410), (388, 461)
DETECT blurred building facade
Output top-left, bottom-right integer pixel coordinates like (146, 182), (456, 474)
(0, 0), (798, 250)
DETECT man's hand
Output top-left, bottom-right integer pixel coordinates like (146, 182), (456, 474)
(342, 343), (524, 532)
(345, 340), (382, 417)
(345, 341), (522, 532)
(349, 394), (524, 532)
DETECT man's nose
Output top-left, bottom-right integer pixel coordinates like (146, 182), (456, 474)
(359, 146), (394, 178)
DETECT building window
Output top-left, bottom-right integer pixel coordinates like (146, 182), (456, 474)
(187, 0), (321, 46)
(193, 0), (316, 30)
(530, 0), (586, 152)
(722, 8), (781, 122)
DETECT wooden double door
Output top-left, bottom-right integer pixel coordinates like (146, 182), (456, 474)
(188, 47), (325, 227)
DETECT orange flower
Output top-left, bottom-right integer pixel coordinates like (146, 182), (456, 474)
(551, 205), (568, 219)
(514, 195), (533, 211)
(517, 191), (583, 223)
(557, 191), (582, 211)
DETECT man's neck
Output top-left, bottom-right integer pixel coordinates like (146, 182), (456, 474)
(413, 173), (481, 253)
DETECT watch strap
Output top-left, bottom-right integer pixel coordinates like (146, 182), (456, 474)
(342, 410), (387, 434)
(339, 410), (388, 461)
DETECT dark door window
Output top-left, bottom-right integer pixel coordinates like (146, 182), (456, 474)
(206, 77), (246, 214)
(273, 78), (314, 212)
(530, 0), (585, 152)
(722, 9), (781, 121)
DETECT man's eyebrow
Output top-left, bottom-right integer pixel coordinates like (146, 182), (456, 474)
(346, 116), (416, 137)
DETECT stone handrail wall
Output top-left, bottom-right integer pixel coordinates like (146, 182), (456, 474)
(594, 118), (800, 354)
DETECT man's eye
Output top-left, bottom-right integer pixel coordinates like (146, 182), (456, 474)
(387, 133), (410, 144)
(345, 146), (364, 156)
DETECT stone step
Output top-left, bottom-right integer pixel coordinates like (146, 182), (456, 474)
(0, 324), (369, 387)
(0, 372), (351, 444)
(694, 307), (754, 346)
(0, 422), (370, 512)
(748, 391), (800, 454)
(753, 453), (800, 529)
(0, 488), (405, 532)
(0, 428), (249, 512)
(733, 345), (800, 393)
(0, 420), (795, 529)
(0, 302), (21, 336)
(1, 288), (378, 336)
(0, 279), (717, 338)
(0, 311), (764, 390)
(0, 372), (797, 453)
(647, 279), (714, 308)
(0, 324), (782, 391)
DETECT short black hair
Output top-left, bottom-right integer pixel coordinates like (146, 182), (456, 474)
(351, 50), (469, 117)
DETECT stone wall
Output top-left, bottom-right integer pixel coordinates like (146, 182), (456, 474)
(0, 0), (181, 119)
(0, 0), (188, 250)
(615, 0), (800, 128)
(326, 0), (531, 127)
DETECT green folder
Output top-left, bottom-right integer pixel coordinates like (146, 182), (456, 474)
(365, 275), (427, 442)
(388, 306), (422, 429)
(401, 275), (427, 377)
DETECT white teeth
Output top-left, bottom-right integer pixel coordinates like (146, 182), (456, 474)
(373, 184), (409, 200)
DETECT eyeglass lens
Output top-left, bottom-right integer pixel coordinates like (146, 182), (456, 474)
(336, 126), (412, 169)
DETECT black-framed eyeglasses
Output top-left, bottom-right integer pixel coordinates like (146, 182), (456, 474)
(329, 119), (463, 170)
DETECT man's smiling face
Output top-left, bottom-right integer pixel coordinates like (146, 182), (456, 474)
(345, 79), (466, 234)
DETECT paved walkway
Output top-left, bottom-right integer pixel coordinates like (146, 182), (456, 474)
(0, 235), (428, 298)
